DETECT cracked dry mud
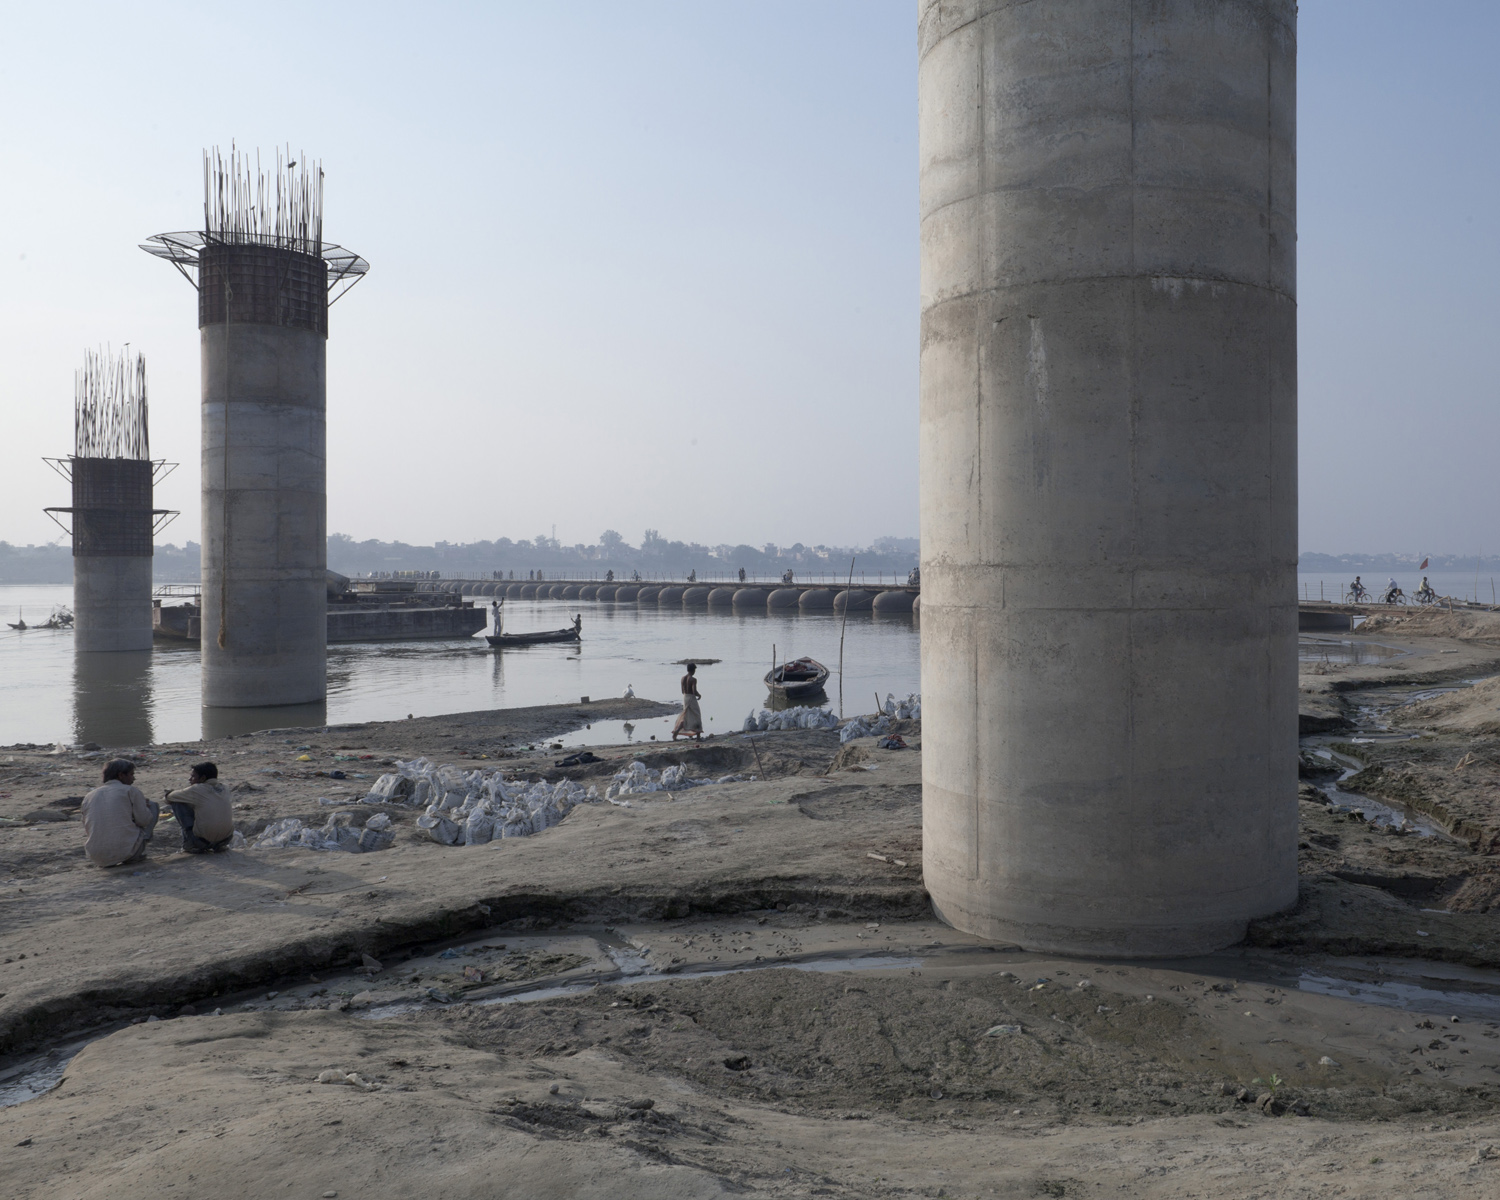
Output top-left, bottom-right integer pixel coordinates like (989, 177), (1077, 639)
(3, 656), (1500, 1198)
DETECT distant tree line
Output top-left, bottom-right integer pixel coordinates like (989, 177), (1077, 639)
(0, 541), (201, 584)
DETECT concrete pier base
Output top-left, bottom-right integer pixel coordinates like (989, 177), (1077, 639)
(73, 556), (153, 652)
(200, 322), (327, 708)
(918, 0), (1298, 956)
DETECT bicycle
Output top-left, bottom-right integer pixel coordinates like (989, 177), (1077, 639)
(1342, 587), (1370, 604)
(1382, 587), (1407, 606)
(1415, 587), (1440, 607)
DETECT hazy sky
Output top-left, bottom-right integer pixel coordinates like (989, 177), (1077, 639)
(2, 2), (1495, 556)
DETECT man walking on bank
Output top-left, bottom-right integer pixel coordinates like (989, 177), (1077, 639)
(672, 662), (704, 741)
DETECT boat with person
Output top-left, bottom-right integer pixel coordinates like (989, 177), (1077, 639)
(486, 613), (583, 648)
(765, 655), (830, 700)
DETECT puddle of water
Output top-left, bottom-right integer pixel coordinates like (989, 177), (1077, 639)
(1299, 972), (1500, 1022)
(359, 952), (927, 1019)
(0, 1038), (93, 1110)
(1298, 638), (1407, 665)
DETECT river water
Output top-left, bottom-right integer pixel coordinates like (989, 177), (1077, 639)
(0, 584), (920, 747)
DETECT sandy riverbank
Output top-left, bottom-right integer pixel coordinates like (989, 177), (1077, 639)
(2, 667), (1500, 1196)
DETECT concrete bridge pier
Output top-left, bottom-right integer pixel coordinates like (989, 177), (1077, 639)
(918, 0), (1299, 955)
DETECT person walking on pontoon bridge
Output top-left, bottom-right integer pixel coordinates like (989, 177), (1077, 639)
(673, 662), (703, 741)
(163, 762), (235, 854)
(81, 759), (159, 867)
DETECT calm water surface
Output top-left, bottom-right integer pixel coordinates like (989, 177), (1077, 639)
(0, 585), (920, 746)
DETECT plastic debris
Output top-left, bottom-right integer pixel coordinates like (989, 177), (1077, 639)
(316, 1069), (380, 1091)
(984, 1024), (1023, 1037)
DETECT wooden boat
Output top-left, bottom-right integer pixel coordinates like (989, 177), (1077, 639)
(486, 616), (582, 648)
(765, 656), (830, 700)
(7, 609), (25, 631)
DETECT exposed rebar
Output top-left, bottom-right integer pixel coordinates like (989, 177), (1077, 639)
(74, 347), (149, 460)
(203, 143), (323, 256)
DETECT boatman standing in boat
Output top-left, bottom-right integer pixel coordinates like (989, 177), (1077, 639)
(491, 599), (503, 636)
(673, 662), (703, 741)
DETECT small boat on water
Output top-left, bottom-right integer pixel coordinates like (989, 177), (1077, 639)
(765, 656), (830, 700)
(7, 609), (26, 631)
(486, 614), (582, 648)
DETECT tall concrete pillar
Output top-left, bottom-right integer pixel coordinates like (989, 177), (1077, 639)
(144, 152), (368, 708)
(199, 247), (329, 707)
(918, 0), (1298, 955)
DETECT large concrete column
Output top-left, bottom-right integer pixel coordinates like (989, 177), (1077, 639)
(71, 458), (154, 652)
(918, 0), (1298, 956)
(199, 246), (328, 707)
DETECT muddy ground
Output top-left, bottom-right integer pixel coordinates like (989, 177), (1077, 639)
(3, 639), (1500, 1198)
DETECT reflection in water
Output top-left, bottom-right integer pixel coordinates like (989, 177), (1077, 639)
(1298, 638), (1406, 665)
(201, 701), (328, 740)
(72, 651), (154, 746)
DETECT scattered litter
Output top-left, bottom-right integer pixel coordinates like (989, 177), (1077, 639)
(866, 853), (889, 862)
(360, 954), (383, 972)
(876, 734), (908, 750)
(463, 966), (483, 983)
(985, 1025), (1022, 1036)
(364, 813), (391, 831)
(438, 948), (460, 959)
(316, 1069), (380, 1092)
(296, 754), (312, 762)
(554, 751), (602, 767)
(1318, 1056), (1340, 1068)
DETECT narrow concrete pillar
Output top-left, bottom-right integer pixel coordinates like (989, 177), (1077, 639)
(200, 260), (328, 708)
(918, 0), (1298, 955)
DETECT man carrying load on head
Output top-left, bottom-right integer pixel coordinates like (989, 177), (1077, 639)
(81, 759), (160, 867)
(164, 762), (235, 854)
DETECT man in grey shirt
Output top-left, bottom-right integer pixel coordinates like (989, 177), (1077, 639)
(81, 760), (159, 867)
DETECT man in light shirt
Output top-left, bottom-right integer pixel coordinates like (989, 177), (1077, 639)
(81, 759), (159, 867)
(164, 762), (235, 854)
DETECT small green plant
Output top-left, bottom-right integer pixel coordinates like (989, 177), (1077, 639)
(1250, 1073), (1283, 1095)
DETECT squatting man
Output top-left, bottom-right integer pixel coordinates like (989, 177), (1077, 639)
(81, 758), (234, 866)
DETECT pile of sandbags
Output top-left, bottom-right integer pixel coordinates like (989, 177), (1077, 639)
(880, 693), (921, 719)
(740, 706), (840, 733)
(363, 758), (597, 847)
(252, 812), (396, 853)
(604, 760), (750, 800)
